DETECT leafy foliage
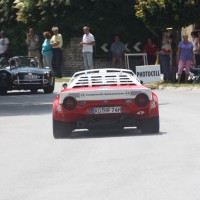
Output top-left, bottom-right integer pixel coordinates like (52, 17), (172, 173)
(0, 0), (160, 55)
(135, 0), (199, 29)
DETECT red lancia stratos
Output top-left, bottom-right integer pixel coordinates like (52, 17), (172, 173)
(52, 68), (159, 138)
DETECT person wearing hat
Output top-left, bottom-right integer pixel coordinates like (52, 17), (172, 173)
(50, 26), (63, 78)
(0, 31), (9, 60)
(80, 26), (95, 70)
(177, 33), (194, 83)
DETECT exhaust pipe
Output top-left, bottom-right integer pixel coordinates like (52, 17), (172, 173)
(77, 120), (85, 128)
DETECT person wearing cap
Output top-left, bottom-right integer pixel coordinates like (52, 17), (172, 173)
(177, 33), (194, 83)
(26, 28), (41, 66)
(0, 31), (9, 59)
(80, 26), (95, 70)
(50, 27), (63, 78)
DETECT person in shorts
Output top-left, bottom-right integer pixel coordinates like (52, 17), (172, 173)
(177, 33), (194, 83)
(111, 35), (125, 68)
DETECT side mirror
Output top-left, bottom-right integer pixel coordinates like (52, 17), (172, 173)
(140, 80), (143, 84)
(62, 83), (68, 89)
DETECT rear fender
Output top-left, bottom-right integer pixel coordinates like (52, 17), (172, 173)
(149, 92), (159, 117)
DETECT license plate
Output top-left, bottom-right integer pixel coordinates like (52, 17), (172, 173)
(24, 75), (38, 80)
(92, 106), (121, 114)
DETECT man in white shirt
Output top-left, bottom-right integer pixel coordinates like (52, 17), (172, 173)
(0, 31), (9, 59)
(80, 26), (95, 70)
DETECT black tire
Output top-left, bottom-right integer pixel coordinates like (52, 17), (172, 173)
(140, 116), (160, 134)
(53, 119), (74, 138)
(30, 89), (38, 93)
(44, 78), (55, 94)
(43, 85), (54, 94)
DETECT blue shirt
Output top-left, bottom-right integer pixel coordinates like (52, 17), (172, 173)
(111, 42), (125, 55)
(42, 39), (53, 56)
(178, 41), (193, 60)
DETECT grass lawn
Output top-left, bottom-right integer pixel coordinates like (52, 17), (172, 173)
(55, 77), (71, 83)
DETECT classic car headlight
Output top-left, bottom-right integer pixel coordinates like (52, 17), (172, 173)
(63, 96), (77, 110)
(135, 93), (149, 107)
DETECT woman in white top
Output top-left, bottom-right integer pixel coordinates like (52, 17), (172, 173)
(191, 31), (200, 67)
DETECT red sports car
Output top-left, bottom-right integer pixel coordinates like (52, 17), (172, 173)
(52, 68), (159, 138)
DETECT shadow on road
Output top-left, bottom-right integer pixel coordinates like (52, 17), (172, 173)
(0, 103), (53, 117)
(0, 91), (57, 117)
(58, 129), (167, 139)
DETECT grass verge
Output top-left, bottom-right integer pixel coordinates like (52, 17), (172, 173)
(55, 77), (71, 83)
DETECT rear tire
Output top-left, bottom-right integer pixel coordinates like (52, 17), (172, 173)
(53, 119), (74, 138)
(140, 116), (159, 134)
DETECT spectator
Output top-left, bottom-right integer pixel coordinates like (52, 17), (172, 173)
(111, 35), (125, 68)
(177, 33), (194, 83)
(0, 31), (9, 60)
(143, 37), (158, 65)
(26, 28), (41, 65)
(50, 27), (63, 78)
(30, 57), (39, 67)
(8, 58), (17, 70)
(41, 32), (53, 69)
(80, 26), (95, 70)
(159, 37), (172, 82)
(191, 31), (199, 67)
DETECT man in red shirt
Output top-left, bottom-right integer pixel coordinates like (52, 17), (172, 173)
(143, 37), (158, 65)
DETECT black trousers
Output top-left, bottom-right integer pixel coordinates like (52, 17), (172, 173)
(147, 55), (156, 65)
(52, 48), (62, 77)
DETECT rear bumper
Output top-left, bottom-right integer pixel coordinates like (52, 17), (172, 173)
(75, 116), (137, 129)
(53, 100), (159, 124)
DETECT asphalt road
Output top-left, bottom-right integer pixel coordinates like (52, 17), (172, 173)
(0, 85), (200, 200)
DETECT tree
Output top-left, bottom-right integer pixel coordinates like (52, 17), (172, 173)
(135, 0), (200, 29)
(0, 0), (154, 56)
(135, 0), (200, 82)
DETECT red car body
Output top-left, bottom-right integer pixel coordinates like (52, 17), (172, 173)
(52, 68), (159, 138)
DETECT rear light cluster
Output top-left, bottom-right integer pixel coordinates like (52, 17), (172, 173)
(63, 96), (77, 110)
(135, 93), (149, 107)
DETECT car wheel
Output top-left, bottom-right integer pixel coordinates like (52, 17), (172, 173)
(44, 78), (55, 94)
(30, 89), (38, 93)
(43, 85), (54, 94)
(53, 119), (74, 138)
(0, 89), (7, 95)
(140, 116), (159, 134)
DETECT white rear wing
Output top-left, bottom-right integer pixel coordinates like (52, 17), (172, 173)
(59, 69), (152, 104)
(59, 87), (152, 104)
(67, 68), (141, 88)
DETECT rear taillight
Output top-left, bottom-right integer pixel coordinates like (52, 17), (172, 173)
(63, 96), (77, 110)
(135, 93), (149, 107)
